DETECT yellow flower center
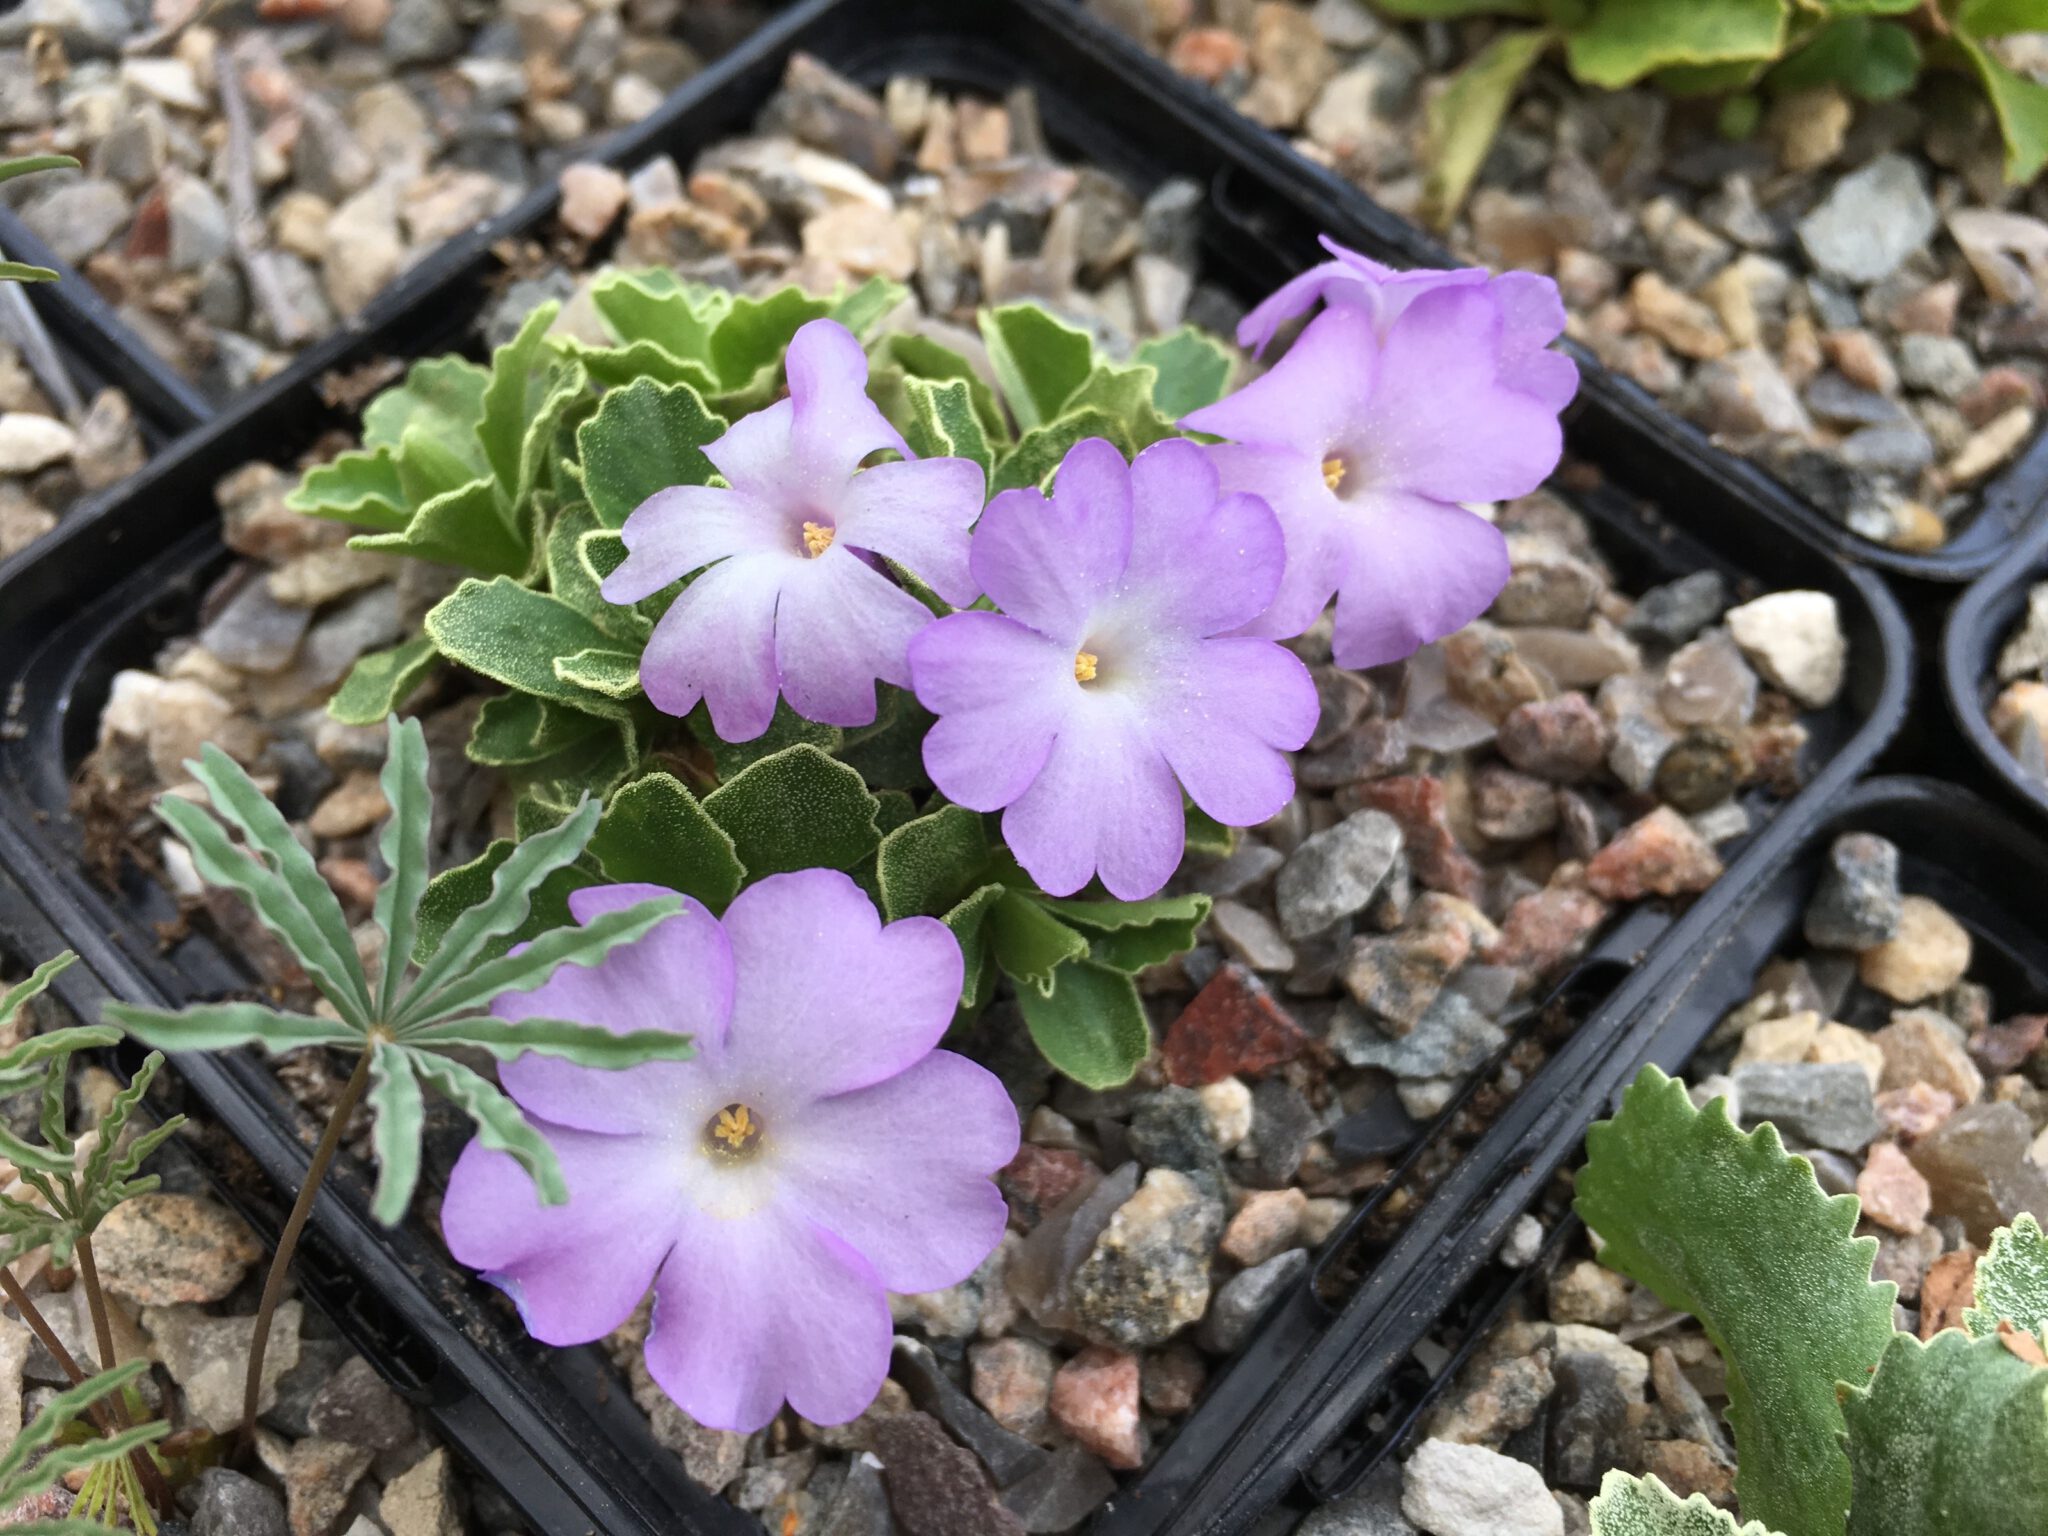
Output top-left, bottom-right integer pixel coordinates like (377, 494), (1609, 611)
(1322, 455), (1347, 492)
(1074, 650), (1099, 684)
(802, 521), (835, 557)
(705, 1103), (765, 1160)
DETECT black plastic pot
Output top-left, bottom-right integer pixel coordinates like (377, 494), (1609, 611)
(1943, 507), (2048, 828)
(0, 1), (1913, 1532)
(1215, 774), (2044, 1524)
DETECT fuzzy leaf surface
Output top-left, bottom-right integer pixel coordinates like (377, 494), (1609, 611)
(701, 744), (881, 877)
(1588, 1472), (1783, 1536)
(1967, 1212), (2048, 1344)
(1015, 958), (1151, 1089)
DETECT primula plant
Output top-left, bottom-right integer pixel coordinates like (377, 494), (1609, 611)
(1384, 0), (2048, 225)
(1574, 1065), (2048, 1536)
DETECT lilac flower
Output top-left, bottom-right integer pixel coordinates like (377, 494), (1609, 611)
(1183, 271), (1574, 670)
(907, 436), (1317, 901)
(1235, 234), (1580, 414)
(601, 318), (986, 742)
(440, 874), (1017, 1432)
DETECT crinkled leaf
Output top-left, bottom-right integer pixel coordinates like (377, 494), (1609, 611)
(0, 1122), (83, 1176)
(362, 355), (491, 474)
(558, 335), (719, 394)
(702, 743), (881, 877)
(1767, 16), (1919, 101)
(398, 890), (680, 1026)
(103, 1000), (363, 1053)
(988, 891), (1091, 994)
(395, 424), (484, 508)
(576, 375), (726, 530)
(978, 304), (1095, 431)
(1088, 910), (1213, 973)
(468, 693), (608, 767)
(590, 267), (725, 361)
(693, 700), (842, 777)
(1588, 1471), (1783, 1536)
(1063, 362), (1175, 449)
(877, 804), (991, 921)
(1035, 891), (1213, 932)
(547, 501), (644, 640)
(992, 408), (1129, 493)
(1015, 958), (1151, 1089)
(900, 375), (994, 487)
(479, 301), (559, 490)
(588, 772), (744, 909)
(365, 1042), (423, 1226)
(0, 952), (77, 1037)
(328, 634), (438, 725)
(1565, 0), (1786, 88)
(1576, 1067), (1896, 1536)
(710, 287), (834, 405)
(0, 1359), (161, 1497)
(287, 448), (409, 531)
(1422, 28), (1553, 228)
(874, 331), (1008, 440)
(352, 476), (529, 578)
(522, 720), (639, 803)
(554, 647), (643, 699)
(427, 577), (633, 716)
(406, 1016), (696, 1067)
(1135, 327), (1236, 419)
(1840, 1329), (2048, 1536)
(1967, 1213), (2048, 1344)
(874, 789), (917, 835)
(371, 715), (432, 1015)
(407, 1050), (566, 1204)
(829, 275), (908, 336)
(1956, 33), (2048, 185)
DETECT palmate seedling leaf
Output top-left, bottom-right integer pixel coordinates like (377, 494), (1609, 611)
(1588, 1471), (1784, 1536)
(991, 408), (1129, 493)
(1576, 1067), (1896, 1536)
(366, 1040), (424, 1226)
(408, 1051), (567, 1204)
(1840, 1329), (2048, 1536)
(877, 804), (991, 921)
(587, 772), (744, 910)
(1565, 0), (1787, 88)
(104, 1000), (363, 1053)
(0, 152), (78, 185)
(702, 744), (881, 877)
(328, 634), (438, 725)
(351, 476), (530, 578)
(1421, 27), (1554, 228)
(427, 577), (634, 717)
(374, 715), (432, 1017)
(978, 304), (1095, 431)
(1015, 957), (1151, 1089)
(397, 890), (680, 1026)
(1955, 33), (2048, 185)
(575, 376), (726, 529)
(1966, 1213), (2048, 1344)
(1134, 327), (1236, 419)
(900, 375), (994, 486)
(411, 840), (570, 963)
(287, 448), (409, 531)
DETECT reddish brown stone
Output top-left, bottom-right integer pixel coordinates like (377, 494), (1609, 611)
(1049, 1346), (1145, 1470)
(1162, 963), (1310, 1087)
(1960, 365), (2043, 429)
(1585, 807), (1723, 900)
(1972, 1014), (2048, 1075)
(1167, 26), (1247, 84)
(1484, 887), (1609, 981)
(997, 1145), (1094, 1231)
(1342, 775), (1484, 902)
(1637, 1440), (1735, 1505)
(1875, 1082), (1958, 1140)
(1920, 1248), (1977, 1338)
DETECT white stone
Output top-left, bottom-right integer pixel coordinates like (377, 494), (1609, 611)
(0, 412), (76, 473)
(1724, 590), (1846, 708)
(1401, 1438), (1562, 1536)
(1199, 1076), (1254, 1152)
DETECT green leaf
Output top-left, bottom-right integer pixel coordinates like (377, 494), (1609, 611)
(365, 1042), (424, 1226)
(328, 635), (439, 725)
(988, 891), (1091, 994)
(1766, 17), (1920, 102)
(0, 1359), (160, 1496)
(407, 1050), (566, 1204)
(554, 647), (643, 699)
(877, 805), (991, 921)
(468, 693), (607, 767)
(1967, 1213), (2048, 1344)
(547, 501), (643, 641)
(694, 701), (842, 777)
(398, 890), (681, 1026)
(588, 772), (744, 909)
(558, 336), (719, 394)
(829, 275), (908, 336)
(979, 304), (1096, 431)
(0, 152), (78, 186)
(414, 841), (512, 962)
(1185, 802), (1236, 858)
(399, 797), (605, 1021)
(0, 259), (58, 283)
(1034, 890), (1213, 973)
(427, 577), (633, 715)
(1565, 0), (1787, 88)
(900, 375), (995, 486)
(590, 267), (724, 361)
(874, 331), (1008, 440)
(160, 748), (372, 1025)
(1576, 1067), (1897, 1536)
(1840, 1329), (2048, 1536)
(1956, 0), (2045, 34)
(396, 423), (486, 507)
(103, 1000), (363, 1053)
(373, 714), (432, 1017)
(1371, 0), (1540, 13)
(287, 448), (410, 531)
(363, 355), (491, 471)
(1421, 28), (1554, 227)
(710, 287), (834, 406)
(1588, 1471), (1783, 1536)
(479, 301), (560, 492)
(0, 952), (77, 1033)
(835, 688), (936, 791)
(352, 476), (529, 578)
(1956, 34), (2048, 184)
(405, 1016), (696, 1067)
(576, 376), (726, 530)
(702, 744), (882, 877)
(1014, 958), (1152, 1089)
(1135, 327), (1236, 419)
(991, 408), (1128, 493)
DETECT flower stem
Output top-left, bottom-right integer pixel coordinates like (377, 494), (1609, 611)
(239, 1047), (374, 1449)
(0, 1265), (92, 1388)
(73, 1235), (118, 1376)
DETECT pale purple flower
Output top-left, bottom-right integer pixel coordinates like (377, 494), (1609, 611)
(907, 436), (1317, 901)
(601, 318), (985, 742)
(440, 874), (1017, 1433)
(1235, 234), (1580, 414)
(1183, 274), (1573, 670)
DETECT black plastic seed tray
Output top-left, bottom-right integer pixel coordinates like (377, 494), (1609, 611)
(1942, 507), (2048, 828)
(1261, 774), (2048, 1523)
(0, 0), (1912, 1532)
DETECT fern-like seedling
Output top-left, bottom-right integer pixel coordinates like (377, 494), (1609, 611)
(0, 1361), (168, 1536)
(106, 713), (691, 1222)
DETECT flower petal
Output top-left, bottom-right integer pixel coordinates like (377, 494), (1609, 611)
(703, 398), (799, 501)
(786, 317), (911, 479)
(969, 437), (1132, 643)
(909, 612), (1069, 810)
(1182, 304), (1381, 459)
(836, 456), (983, 607)
(718, 870), (964, 1102)
(780, 1050), (1017, 1293)
(442, 1128), (680, 1346)
(1002, 699), (1185, 899)
(1204, 443), (1349, 641)
(1139, 636), (1316, 825)
(1489, 270), (1578, 411)
(644, 1202), (893, 1431)
(773, 551), (935, 726)
(1235, 260), (1357, 358)
(1364, 284), (1563, 504)
(1330, 490), (1512, 668)
(638, 553), (785, 738)
(602, 485), (780, 604)
(1121, 440), (1286, 636)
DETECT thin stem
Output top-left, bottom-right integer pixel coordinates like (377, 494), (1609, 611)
(73, 1235), (118, 1376)
(239, 1047), (374, 1449)
(0, 1265), (92, 1387)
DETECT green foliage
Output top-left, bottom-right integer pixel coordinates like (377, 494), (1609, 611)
(105, 719), (693, 1224)
(0, 153), (79, 283)
(0, 1361), (168, 1536)
(1589, 1472), (1784, 1536)
(1421, 27), (1556, 229)
(1966, 1213), (2048, 1346)
(1577, 1067), (1896, 1536)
